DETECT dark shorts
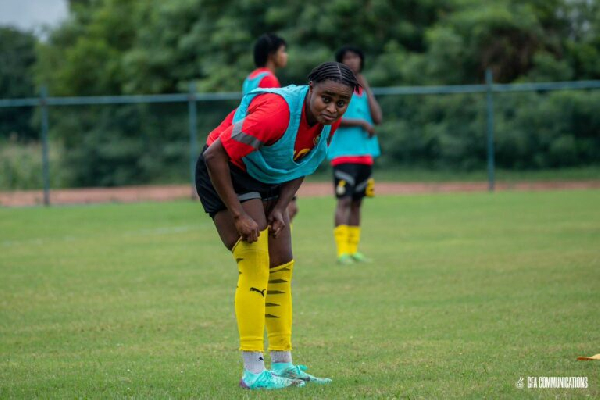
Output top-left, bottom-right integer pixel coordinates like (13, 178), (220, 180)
(195, 147), (281, 218)
(333, 163), (374, 200)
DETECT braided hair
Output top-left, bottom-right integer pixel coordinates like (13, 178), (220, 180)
(307, 62), (360, 92)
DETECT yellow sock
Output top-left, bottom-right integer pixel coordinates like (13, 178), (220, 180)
(265, 260), (294, 351)
(334, 225), (349, 257)
(233, 229), (270, 352)
(347, 226), (361, 255)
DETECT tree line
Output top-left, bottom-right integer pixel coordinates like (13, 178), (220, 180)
(1, 0), (599, 186)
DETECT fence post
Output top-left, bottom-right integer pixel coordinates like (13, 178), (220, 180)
(485, 69), (496, 192)
(188, 82), (198, 199)
(40, 86), (51, 206)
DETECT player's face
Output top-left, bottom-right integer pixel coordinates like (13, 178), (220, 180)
(341, 51), (361, 74)
(275, 45), (288, 68)
(307, 81), (353, 125)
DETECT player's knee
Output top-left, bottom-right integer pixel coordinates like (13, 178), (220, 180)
(256, 221), (268, 232)
(269, 249), (292, 267)
(337, 197), (352, 209)
(350, 198), (363, 210)
(270, 256), (292, 268)
(224, 236), (240, 251)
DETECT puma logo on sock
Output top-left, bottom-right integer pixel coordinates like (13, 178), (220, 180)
(250, 287), (266, 297)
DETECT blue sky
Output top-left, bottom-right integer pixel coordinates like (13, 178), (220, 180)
(0, 0), (67, 31)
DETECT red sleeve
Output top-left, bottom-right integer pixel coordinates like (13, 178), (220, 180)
(258, 74), (281, 89)
(207, 109), (236, 146)
(220, 94), (290, 166)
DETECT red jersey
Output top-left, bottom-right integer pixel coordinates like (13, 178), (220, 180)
(248, 67), (281, 89)
(207, 93), (341, 171)
(331, 155), (373, 166)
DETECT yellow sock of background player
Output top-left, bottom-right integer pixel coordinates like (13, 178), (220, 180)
(233, 229), (270, 352)
(346, 225), (360, 255)
(334, 225), (349, 257)
(265, 260), (294, 352)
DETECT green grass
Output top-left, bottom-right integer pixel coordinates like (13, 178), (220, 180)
(307, 165), (600, 183)
(1, 191), (599, 399)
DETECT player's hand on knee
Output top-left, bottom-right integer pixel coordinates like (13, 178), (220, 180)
(267, 208), (286, 238)
(235, 213), (259, 242)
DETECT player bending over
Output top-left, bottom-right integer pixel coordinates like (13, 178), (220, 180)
(195, 61), (359, 389)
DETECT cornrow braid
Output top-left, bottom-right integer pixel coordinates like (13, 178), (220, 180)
(307, 62), (360, 92)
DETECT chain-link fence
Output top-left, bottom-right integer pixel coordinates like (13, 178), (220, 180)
(1, 72), (599, 205)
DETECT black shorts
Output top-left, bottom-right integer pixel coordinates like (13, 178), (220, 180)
(333, 163), (374, 200)
(195, 147), (281, 218)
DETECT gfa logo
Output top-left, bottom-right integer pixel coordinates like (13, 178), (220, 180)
(336, 180), (346, 195)
(516, 377), (524, 389)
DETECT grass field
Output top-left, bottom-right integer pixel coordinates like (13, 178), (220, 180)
(308, 165), (600, 183)
(1, 190), (599, 399)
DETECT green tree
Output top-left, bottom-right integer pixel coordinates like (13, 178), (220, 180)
(0, 26), (37, 140)
(35, 0), (137, 96)
(32, 0), (600, 187)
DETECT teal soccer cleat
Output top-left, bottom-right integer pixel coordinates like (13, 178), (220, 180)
(239, 370), (305, 390)
(271, 363), (332, 384)
(337, 254), (354, 265)
(350, 252), (371, 263)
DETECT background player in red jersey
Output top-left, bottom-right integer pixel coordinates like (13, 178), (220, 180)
(242, 34), (300, 221)
(242, 33), (288, 95)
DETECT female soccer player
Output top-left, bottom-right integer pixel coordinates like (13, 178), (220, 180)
(196, 62), (359, 390)
(242, 33), (288, 95)
(328, 45), (383, 265)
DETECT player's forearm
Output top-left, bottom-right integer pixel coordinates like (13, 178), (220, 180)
(274, 177), (304, 211)
(340, 118), (368, 128)
(359, 77), (383, 125)
(204, 139), (245, 219)
(364, 88), (383, 125)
